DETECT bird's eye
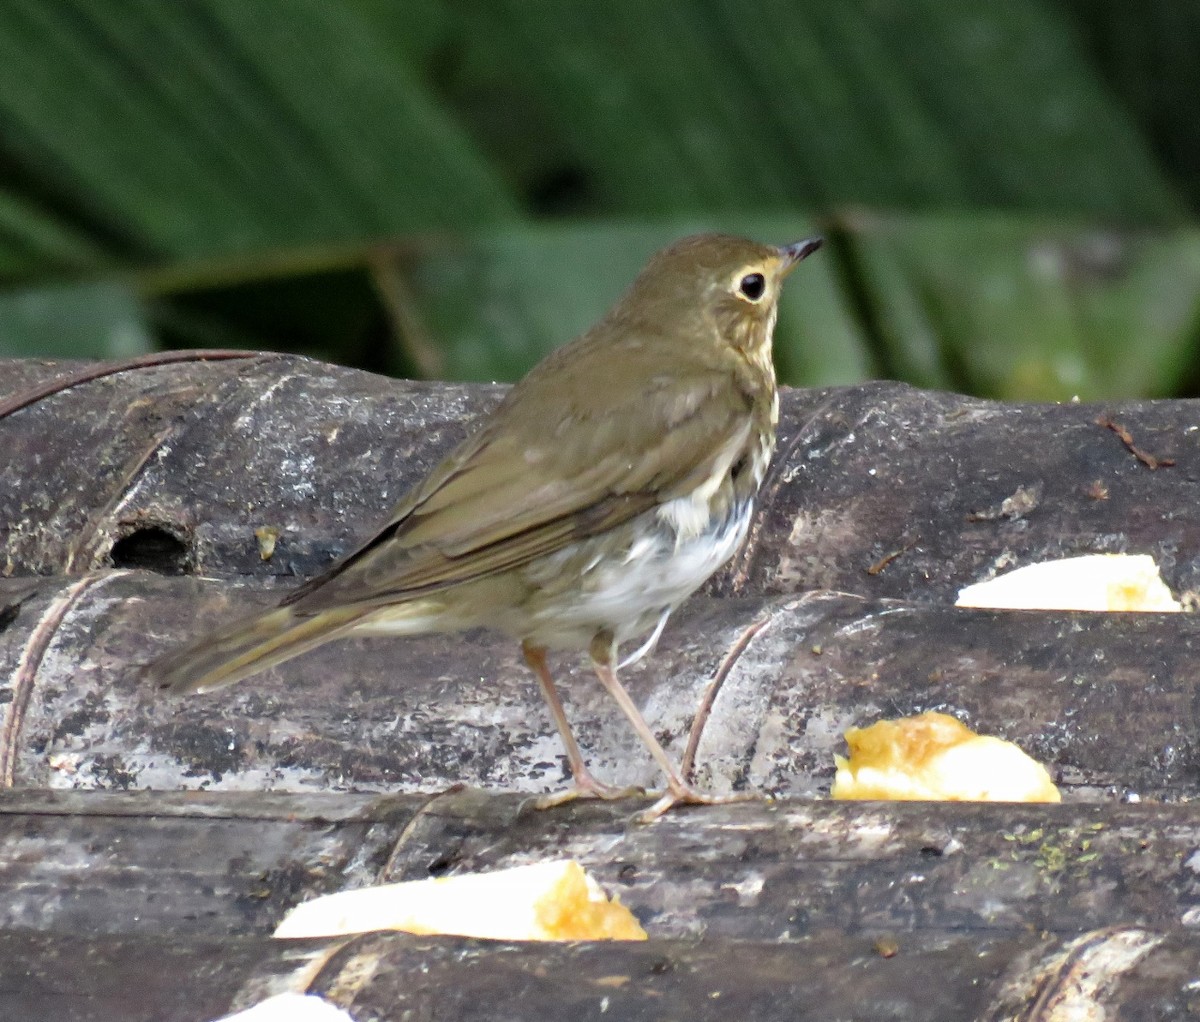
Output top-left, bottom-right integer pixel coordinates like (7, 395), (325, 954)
(737, 272), (766, 301)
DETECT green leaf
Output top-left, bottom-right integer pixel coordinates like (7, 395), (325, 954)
(436, 0), (1182, 220)
(0, 0), (517, 262)
(0, 279), (154, 359)
(1061, 0), (1200, 214)
(0, 187), (107, 279)
(850, 213), (1200, 399)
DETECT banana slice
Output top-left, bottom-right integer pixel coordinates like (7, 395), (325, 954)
(956, 553), (1182, 612)
(274, 860), (647, 942)
(832, 711), (1060, 803)
(214, 993), (351, 1022)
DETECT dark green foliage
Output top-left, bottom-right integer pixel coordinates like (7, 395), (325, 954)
(0, 0), (1196, 398)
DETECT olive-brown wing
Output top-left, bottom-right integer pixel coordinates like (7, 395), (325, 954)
(285, 362), (752, 615)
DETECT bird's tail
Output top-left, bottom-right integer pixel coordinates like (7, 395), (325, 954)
(148, 604), (367, 696)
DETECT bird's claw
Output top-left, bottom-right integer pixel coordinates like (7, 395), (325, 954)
(635, 785), (764, 824)
(534, 773), (645, 809)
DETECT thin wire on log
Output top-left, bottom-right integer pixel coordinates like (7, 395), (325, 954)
(0, 572), (123, 787)
(680, 610), (775, 782)
(0, 349), (264, 421)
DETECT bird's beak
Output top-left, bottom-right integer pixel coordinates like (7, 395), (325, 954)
(780, 237), (823, 274)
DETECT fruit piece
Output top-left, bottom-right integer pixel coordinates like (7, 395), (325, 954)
(956, 553), (1182, 612)
(831, 711), (1060, 802)
(273, 860), (647, 941)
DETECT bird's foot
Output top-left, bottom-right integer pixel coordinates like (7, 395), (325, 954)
(636, 785), (764, 824)
(533, 771), (645, 809)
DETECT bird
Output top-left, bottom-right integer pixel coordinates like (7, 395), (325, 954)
(149, 232), (823, 819)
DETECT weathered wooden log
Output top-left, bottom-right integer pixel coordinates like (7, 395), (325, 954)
(1, 701), (1198, 1018)
(0, 354), (495, 578)
(4, 924), (1195, 1022)
(1, 787), (1198, 1020)
(2, 789), (1197, 942)
(1, 572), (1197, 798)
(1, 355), (1195, 601)
(3, 355), (1200, 1020)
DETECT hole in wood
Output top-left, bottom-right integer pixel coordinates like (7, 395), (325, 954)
(425, 853), (459, 878)
(109, 526), (191, 575)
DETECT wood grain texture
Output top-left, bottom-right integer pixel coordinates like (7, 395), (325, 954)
(2, 356), (1199, 1020)
(1, 576), (1197, 801)
(0, 790), (1196, 1021)
(2, 356), (1195, 597)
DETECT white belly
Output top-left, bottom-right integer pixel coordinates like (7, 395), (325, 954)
(354, 500), (756, 654)
(524, 499), (753, 649)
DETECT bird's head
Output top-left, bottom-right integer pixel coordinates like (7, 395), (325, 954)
(610, 233), (823, 363)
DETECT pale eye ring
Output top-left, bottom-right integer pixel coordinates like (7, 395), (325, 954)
(737, 272), (766, 301)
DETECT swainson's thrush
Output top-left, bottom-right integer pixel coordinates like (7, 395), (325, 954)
(150, 233), (822, 817)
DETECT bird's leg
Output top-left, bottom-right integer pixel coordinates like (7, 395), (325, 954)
(521, 641), (643, 806)
(587, 632), (759, 823)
